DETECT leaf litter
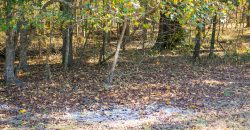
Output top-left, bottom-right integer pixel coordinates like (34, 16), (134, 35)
(0, 50), (249, 129)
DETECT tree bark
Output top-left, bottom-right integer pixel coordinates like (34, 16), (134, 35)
(99, 0), (108, 64)
(122, 22), (130, 51)
(246, 16), (250, 27)
(246, 3), (250, 27)
(18, 22), (29, 70)
(153, 13), (184, 51)
(60, 0), (73, 68)
(62, 27), (73, 69)
(193, 26), (202, 62)
(99, 31), (107, 64)
(142, 0), (148, 50)
(46, 20), (52, 80)
(4, 30), (16, 83)
(209, 14), (217, 57)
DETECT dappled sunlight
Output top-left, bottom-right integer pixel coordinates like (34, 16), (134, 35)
(203, 79), (226, 86)
(86, 57), (100, 65)
(27, 55), (62, 65)
(1, 0), (250, 129)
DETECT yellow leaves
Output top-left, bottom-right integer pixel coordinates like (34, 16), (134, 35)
(166, 98), (171, 105)
(19, 109), (27, 114)
(173, 0), (179, 4)
(186, 12), (191, 19)
(165, 12), (171, 17)
(189, 104), (197, 109)
(127, 2), (133, 7)
(134, 21), (139, 27)
(124, 2), (133, 8)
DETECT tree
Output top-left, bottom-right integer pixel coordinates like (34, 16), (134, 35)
(193, 26), (202, 62)
(246, 0), (250, 27)
(2, 0), (20, 84)
(18, 20), (29, 71)
(153, 13), (185, 51)
(60, 0), (74, 69)
(209, 13), (217, 57)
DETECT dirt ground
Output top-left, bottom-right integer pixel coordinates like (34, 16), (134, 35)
(0, 46), (249, 129)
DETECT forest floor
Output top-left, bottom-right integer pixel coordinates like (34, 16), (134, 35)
(0, 26), (250, 129)
(0, 48), (249, 129)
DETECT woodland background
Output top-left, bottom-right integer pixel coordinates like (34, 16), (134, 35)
(0, 0), (249, 129)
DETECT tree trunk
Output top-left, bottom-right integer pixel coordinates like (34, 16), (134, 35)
(46, 20), (52, 80)
(62, 27), (73, 69)
(99, 30), (108, 64)
(142, 1), (148, 50)
(209, 14), (217, 57)
(122, 21), (130, 51)
(153, 13), (184, 51)
(99, 0), (108, 64)
(60, 0), (73, 69)
(246, 3), (250, 27)
(103, 20), (127, 89)
(246, 16), (250, 27)
(193, 26), (202, 62)
(18, 22), (29, 70)
(235, 8), (238, 28)
(4, 30), (16, 83)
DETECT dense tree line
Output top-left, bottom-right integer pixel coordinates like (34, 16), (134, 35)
(0, 0), (248, 87)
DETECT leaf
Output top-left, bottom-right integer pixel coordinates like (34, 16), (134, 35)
(19, 109), (27, 114)
(190, 104), (197, 109)
(166, 98), (171, 105)
(143, 24), (150, 29)
(134, 21), (139, 27)
(223, 89), (230, 97)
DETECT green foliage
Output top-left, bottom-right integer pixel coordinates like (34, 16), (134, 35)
(0, 0), (237, 36)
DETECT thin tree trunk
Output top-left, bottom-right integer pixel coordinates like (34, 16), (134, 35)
(122, 21), (130, 51)
(99, 31), (107, 64)
(103, 20), (127, 89)
(45, 20), (52, 80)
(142, 1), (148, 50)
(61, 0), (73, 69)
(39, 40), (42, 57)
(64, 27), (70, 70)
(246, 16), (250, 27)
(193, 26), (202, 63)
(217, 16), (221, 43)
(188, 25), (192, 46)
(209, 14), (217, 57)
(62, 26), (73, 68)
(241, 8), (245, 35)
(100, 0), (107, 64)
(235, 8), (238, 28)
(246, 3), (250, 27)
